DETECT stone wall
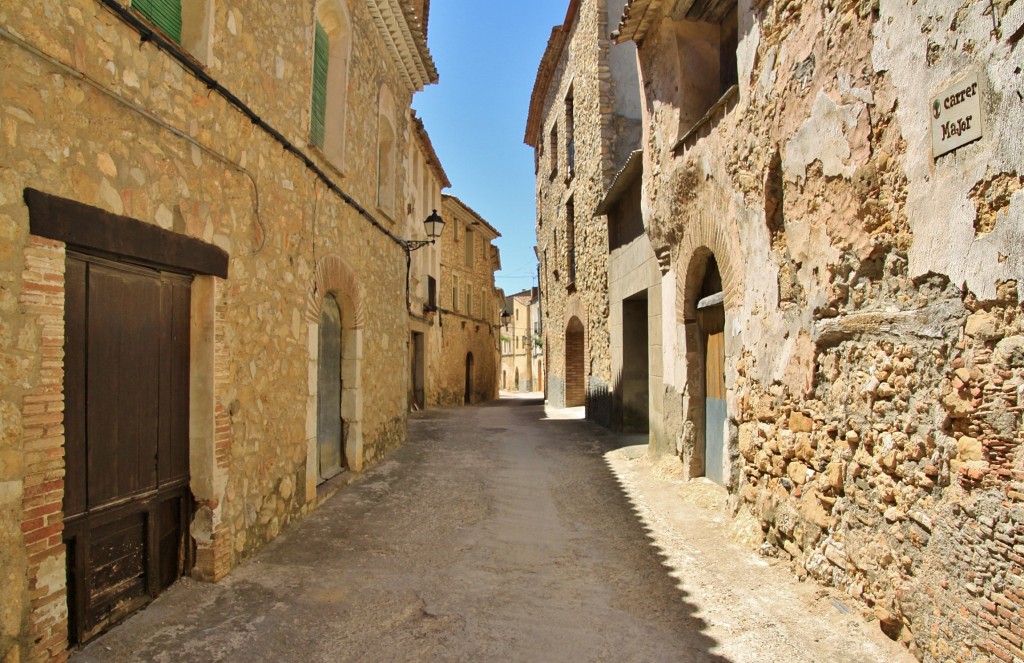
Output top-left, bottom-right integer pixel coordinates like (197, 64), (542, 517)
(529, 0), (641, 417)
(430, 195), (500, 406)
(624, 0), (1024, 659)
(0, 0), (430, 658)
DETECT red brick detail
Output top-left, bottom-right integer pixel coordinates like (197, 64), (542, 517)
(19, 237), (69, 662)
(305, 254), (366, 326)
(565, 316), (586, 407)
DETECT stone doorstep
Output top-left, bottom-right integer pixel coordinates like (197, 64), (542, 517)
(315, 470), (358, 506)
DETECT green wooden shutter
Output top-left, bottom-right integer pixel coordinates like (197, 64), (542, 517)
(310, 22), (329, 148)
(133, 0), (182, 43)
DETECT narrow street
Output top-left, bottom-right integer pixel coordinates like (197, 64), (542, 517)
(73, 396), (911, 663)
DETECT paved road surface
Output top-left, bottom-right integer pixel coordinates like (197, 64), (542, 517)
(73, 395), (910, 662)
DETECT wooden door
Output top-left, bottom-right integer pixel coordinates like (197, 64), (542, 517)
(317, 295), (344, 481)
(701, 304), (726, 485)
(63, 254), (193, 644)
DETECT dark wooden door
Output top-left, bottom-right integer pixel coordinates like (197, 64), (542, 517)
(63, 254), (193, 644)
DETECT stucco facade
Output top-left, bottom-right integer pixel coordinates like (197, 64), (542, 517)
(430, 194), (501, 407)
(526, 0), (642, 423)
(0, 0), (436, 658)
(616, 0), (1024, 659)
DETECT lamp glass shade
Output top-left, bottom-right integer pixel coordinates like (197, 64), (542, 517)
(424, 210), (445, 241)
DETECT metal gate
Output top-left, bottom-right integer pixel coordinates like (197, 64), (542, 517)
(62, 254), (193, 644)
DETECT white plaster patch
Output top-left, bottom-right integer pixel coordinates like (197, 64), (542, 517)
(737, 19), (760, 104)
(783, 90), (861, 182)
(99, 178), (124, 214)
(874, 0), (1024, 301)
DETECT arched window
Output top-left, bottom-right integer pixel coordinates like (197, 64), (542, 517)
(317, 294), (345, 481)
(377, 86), (397, 218)
(311, 0), (352, 168)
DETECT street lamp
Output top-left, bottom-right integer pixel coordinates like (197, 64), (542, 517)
(500, 309), (512, 329)
(401, 209), (445, 252)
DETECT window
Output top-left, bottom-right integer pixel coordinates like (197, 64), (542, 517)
(566, 197), (576, 285)
(479, 288), (485, 317)
(452, 275), (459, 311)
(466, 287), (472, 315)
(377, 86), (397, 218)
(132, 0), (213, 62)
(134, 0), (182, 41)
(675, 1), (739, 138)
(464, 228), (474, 268)
(549, 125), (559, 180)
(427, 276), (437, 309)
(310, 22), (329, 148)
(310, 0), (352, 165)
(535, 141), (543, 175)
(565, 86), (575, 180)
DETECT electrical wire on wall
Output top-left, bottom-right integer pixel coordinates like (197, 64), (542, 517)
(94, 0), (407, 251)
(0, 23), (268, 255)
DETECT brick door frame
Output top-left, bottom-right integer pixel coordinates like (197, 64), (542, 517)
(18, 191), (230, 660)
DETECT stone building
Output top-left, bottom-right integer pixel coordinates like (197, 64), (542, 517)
(525, 0), (642, 424)
(404, 112), (450, 411)
(430, 194), (501, 406)
(614, 0), (1024, 659)
(596, 150), (664, 434)
(0, 0), (436, 658)
(500, 288), (542, 392)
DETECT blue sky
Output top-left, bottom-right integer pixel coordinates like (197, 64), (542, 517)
(412, 0), (568, 297)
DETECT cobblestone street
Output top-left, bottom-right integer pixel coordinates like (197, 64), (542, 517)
(72, 395), (911, 662)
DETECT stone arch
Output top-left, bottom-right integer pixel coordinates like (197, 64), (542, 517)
(305, 253), (364, 502)
(672, 193), (744, 488)
(561, 293), (588, 408)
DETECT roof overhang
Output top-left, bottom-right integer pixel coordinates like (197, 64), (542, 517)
(411, 112), (451, 189)
(442, 194), (501, 239)
(364, 0), (438, 93)
(614, 0), (736, 43)
(596, 150), (643, 215)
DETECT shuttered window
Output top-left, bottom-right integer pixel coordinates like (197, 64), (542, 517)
(310, 21), (329, 148)
(133, 0), (182, 43)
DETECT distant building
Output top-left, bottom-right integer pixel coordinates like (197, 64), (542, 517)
(432, 195), (502, 406)
(501, 288), (542, 392)
(405, 112), (451, 411)
(525, 0), (642, 425)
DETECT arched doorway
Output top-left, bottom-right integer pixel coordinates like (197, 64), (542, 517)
(694, 256), (726, 485)
(464, 352), (474, 404)
(317, 294), (345, 481)
(565, 317), (585, 407)
(514, 367), (520, 391)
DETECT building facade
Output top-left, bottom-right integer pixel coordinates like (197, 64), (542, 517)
(0, 0), (436, 658)
(615, 0), (1024, 659)
(526, 0), (642, 424)
(501, 288), (542, 392)
(430, 194), (501, 406)
(405, 112), (450, 411)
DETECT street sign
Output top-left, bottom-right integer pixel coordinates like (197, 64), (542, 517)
(931, 70), (983, 159)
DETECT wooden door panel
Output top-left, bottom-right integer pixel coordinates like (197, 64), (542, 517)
(63, 254), (193, 645)
(160, 277), (191, 484)
(64, 258), (88, 518)
(86, 265), (161, 507)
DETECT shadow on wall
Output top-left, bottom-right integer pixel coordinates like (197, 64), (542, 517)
(531, 402), (729, 660)
(587, 378), (614, 429)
